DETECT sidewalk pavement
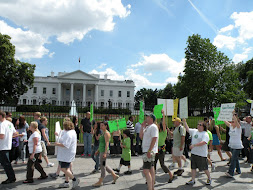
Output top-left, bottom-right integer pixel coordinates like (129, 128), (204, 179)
(1, 150), (253, 190)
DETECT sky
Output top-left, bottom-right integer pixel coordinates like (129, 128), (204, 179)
(1, 0), (253, 91)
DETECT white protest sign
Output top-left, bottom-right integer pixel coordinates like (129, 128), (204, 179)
(217, 103), (236, 121)
(179, 97), (188, 118)
(251, 102), (253, 116)
(54, 121), (62, 155)
(157, 98), (174, 116)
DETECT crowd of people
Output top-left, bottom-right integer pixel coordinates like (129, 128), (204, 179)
(0, 109), (253, 189)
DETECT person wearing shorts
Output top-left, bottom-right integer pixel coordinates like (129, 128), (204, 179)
(183, 119), (212, 186)
(171, 117), (186, 176)
(140, 113), (158, 190)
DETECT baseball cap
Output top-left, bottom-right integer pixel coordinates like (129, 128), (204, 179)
(145, 113), (156, 121)
(173, 117), (181, 122)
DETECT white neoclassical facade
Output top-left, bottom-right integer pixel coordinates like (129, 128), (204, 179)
(19, 70), (135, 108)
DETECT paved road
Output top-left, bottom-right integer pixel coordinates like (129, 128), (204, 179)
(1, 151), (253, 190)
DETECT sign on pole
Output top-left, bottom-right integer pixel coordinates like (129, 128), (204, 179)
(179, 97), (188, 119)
(90, 103), (93, 122)
(139, 101), (144, 123)
(154, 104), (163, 119)
(217, 103), (236, 121)
(172, 99), (179, 121)
(213, 107), (224, 125)
(55, 121), (62, 155)
(157, 99), (174, 116)
(108, 118), (127, 133)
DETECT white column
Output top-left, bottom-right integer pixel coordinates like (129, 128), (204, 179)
(82, 83), (86, 106)
(94, 84), (98, 105)
(70, 83), (74, 102)
(58, 83), (61, 105)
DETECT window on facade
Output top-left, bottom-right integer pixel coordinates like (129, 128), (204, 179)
(23, 99), (26, 105)
(33, 87), (37, 94)
(109, 90), (112, 97)
(101, 90), (104, 97)
(32, 99), (36, 105)
(43, 87), (46, 94)
(126, 103), (130, 108)
(77, 89), (81, 96)
(118, 102), (122, 108)
(66, 89), (70, 96)
(52, 100), (56, 105)
(118, 91), (121, 97)
(66, 101), (69, 106)
(88, 90), (91, 97)
(42, 99), (46, 105)
(101, 102), (104, 107)
(52, 88), (56, 95)
(127, 91), (130, 97)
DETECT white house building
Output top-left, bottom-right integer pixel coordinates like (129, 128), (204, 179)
(19, 70), (135, 108)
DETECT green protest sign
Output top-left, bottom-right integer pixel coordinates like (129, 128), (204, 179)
(108, 118), (127, 133)
(154, 104), (163, 119)
(139, 101), (144, 123)
(90, 103), (93, 122)
(213, 107), (224, 125)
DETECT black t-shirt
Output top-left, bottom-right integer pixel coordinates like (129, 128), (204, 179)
(94, 130), (102, 146)
(38, 123), (46, 142)
(81, 117), (91, 133)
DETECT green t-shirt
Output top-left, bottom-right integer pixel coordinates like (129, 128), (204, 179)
(158, 131), (167, 147)
(173, 125), (186, 148)
(99, 133), (109, 153)
(121, 137), (131, 161)
(207, 130), (213, 145)
(250, 130), (253, 140)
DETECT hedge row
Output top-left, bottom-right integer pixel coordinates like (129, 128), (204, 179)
(16, 105), (131, 115)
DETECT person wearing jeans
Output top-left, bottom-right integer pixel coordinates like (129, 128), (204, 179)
(224, 112), (243, 177)
(0, 111), (16, 184)
(80, 112), (93, 156)
(91, 122), (101, 174)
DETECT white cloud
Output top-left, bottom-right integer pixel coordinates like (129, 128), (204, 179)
(0, 0), (131, 45)
(233, 47), (253, 63)
(0, 20), (49, 59)
(89, 68), (125, 80)
(132, 53), (185, 76)
(165, 77), (178, 84)
(219, 24), (234, 33)
(213, 34), (237, 50)
(98, 63), (107, 69)
(49, 52), (55, 58)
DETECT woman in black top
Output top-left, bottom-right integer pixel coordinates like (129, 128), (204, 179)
(90, 122), (101, 174)
(72, 116), (80, 142)
(220, 125), (232, 165)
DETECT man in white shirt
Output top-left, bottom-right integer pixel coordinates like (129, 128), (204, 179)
(140, 113), (158, 190)
(0, 111), (16, 184)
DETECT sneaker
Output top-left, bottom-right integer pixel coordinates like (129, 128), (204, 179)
(211, 163), (216, 172)
(47, 163), (54, 167)
(176, 169), (184, 176)
(184, 160), (189, 168)
(72, 178), (80, 188)
(113, 168), (120, 173)
(90, 169), (99, 174)
(2, 178), (16, 184)
(49, 173), (59, 179)
(234, 171), (241, 175)
(59, 182), (70, 188)
(124, 171), (132, 175)
(81, 154), (85, 157)
(225, 172), (233, 178)
(112, 175), (119, 184)
(186, 179), (195, 185)
(88, 154), (91, 157)
(206, 178), (212, 185)
(169, 163), (175, 170)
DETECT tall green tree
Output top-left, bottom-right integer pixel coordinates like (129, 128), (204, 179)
(175, 34), (245, 109)
(134, 88), (161, 109)
(237, 58), (253, 99)
(0, 33), (35, 104)
(160, 83), (176, 99)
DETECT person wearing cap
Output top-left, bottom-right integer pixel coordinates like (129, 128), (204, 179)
(170, 117), (186, 176)
(140, 113), (158, 190)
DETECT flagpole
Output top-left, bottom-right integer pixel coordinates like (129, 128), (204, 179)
(79, 57), (80, 70)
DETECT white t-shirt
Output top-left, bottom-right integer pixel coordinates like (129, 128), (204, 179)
(57, 130), (77, 163)
(0, 120), (16, 150)
(142, 123), (159, 153)
(189, 129), (209, 157)
(229, 125), (243, 149)
(28, 131), (42, 154)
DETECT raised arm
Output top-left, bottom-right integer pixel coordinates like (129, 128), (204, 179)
(182, 118), (190, 133)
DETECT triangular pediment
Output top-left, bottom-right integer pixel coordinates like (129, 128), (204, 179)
(58, 70), (99, 80)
